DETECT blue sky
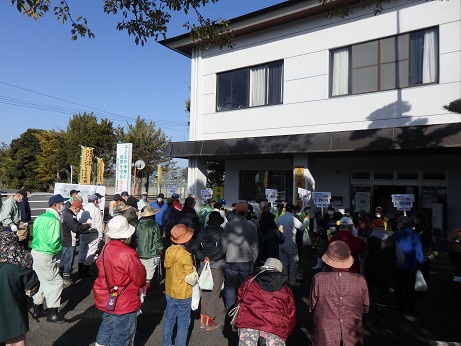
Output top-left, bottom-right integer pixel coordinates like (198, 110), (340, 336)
(0, 0), (283, 157)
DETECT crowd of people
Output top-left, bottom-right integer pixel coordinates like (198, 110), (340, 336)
(0, 189), (454, 346)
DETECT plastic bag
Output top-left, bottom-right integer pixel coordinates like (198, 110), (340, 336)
(302, 230), (311, 246)
(191, 284), (201, 311)
(198, 262), (214, 291)
(414, 270), (428, 292)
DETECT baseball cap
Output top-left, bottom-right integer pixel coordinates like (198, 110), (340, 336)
(49, 194), (68, 206)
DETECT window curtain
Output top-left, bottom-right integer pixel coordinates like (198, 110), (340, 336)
(250, 66), (266, 107)
(422, 28), (437, 83)
(268, 63), (283, 105)
(331, 48), (349, 96)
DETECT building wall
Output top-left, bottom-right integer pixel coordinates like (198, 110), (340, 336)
(189, 0), (460, 141)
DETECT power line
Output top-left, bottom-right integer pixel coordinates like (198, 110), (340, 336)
(0, 81), (189, 133)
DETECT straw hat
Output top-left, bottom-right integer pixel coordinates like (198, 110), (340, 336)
(106, 215), (135, 239)
(170, 224), (194, 244)
(140, 206), (160, 218)
(322, 240), (354, 269)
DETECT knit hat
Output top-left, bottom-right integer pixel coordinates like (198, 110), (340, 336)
(170, 224), (194, 244)
(207, 211), (224, 226)
(322, 240), (354, 269)
(235, 202), (248, 214)
(71, 200), (83, 209)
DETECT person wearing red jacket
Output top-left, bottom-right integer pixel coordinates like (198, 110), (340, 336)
(330, 217), (368, 274)
(235, 258), (296, 345)
(93, 216), (146, 346)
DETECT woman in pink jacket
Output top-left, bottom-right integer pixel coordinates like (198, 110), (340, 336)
(93, 216), (146, 346)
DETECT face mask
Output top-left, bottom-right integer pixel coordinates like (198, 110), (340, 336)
(328, 211), (334, 216)
(329, 226), (337, 232)
(345, 212), (350, 217)
(142, 196), (147, 200)
(158, 198), (163, 202)
(375, 213), (381, 218)
(296, 212), (301, 216)
(58, 204), (66, 213)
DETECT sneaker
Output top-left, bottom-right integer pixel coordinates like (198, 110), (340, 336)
(200, 314), (207, 329)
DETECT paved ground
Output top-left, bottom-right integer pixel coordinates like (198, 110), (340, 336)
(11, 240), (461, 346)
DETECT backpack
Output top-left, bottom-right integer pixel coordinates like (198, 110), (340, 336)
(200, 230), (220, 253)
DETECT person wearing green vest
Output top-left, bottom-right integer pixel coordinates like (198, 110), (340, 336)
(31, 194), (68, 323)
(198, 198), (215, 228)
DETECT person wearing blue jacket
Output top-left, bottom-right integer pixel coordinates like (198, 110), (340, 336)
(391, 215), (424, 314)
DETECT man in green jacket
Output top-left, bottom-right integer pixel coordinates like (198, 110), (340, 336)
(31, 194), (68, 323)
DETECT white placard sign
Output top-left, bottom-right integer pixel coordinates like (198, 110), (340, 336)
(200, 189), (213, 201)
(391, 194), (414, 211)
(313, 192), (331, 208)
(167, 185), (177, 196)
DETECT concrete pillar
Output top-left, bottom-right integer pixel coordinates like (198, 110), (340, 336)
(187, 157), (207, 209)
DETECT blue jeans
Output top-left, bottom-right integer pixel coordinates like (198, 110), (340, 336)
(96, 311), (137, 346)
(60, 246), (75, 274)
(224, 262), (253, 311)
(162, 294), (191, 346)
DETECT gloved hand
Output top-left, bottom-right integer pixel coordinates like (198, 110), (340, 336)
(10, 224), (18, 233)
(23, 222), (28, 227)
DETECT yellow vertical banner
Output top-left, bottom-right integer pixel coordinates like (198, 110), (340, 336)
(157, 165), (163, 185)
(79, 147), (94, 185)
(97, 158), (104, 185)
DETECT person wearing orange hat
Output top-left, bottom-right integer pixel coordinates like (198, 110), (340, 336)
(60, 197), (91, 286)
(162, 224), (197, 346)
(309, 241), (369, 346)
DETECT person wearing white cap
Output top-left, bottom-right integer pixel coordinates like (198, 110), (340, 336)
(77, 194), (104, 277)
(93, 216), (146, 346)
(330, 217), (368, 274)
(233, 258), (296, 345)
(309, 241), (369, 346)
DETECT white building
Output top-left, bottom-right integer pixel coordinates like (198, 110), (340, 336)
(161, 0), (461, 237)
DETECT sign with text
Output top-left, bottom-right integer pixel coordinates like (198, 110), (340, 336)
(200, 189), (213, 201)
(313, 192), (331, 208)
(167, 185), (177, 196)
(79, 147), (93, 185)
(115, 143), (132, 194)
(391, 194), (414, 211)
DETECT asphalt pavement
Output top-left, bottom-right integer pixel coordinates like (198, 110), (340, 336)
(11, 240), (461, 346)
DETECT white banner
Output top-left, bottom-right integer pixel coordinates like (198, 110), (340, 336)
(115, 143), (132, 194)
(54, 183), (106, 213)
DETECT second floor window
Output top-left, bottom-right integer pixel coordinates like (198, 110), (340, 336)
(217, 60), (283, 111)
(331, 27), (438, 96)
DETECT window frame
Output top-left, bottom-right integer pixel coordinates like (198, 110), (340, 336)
(216, 60), (284, 112)
(330, 27), (439, 97)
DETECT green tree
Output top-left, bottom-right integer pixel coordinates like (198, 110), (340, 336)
(116, 115), (169, 196)
(2, 129), (44, 190)
(10, 0), (233, 48)
(207, 160), (224, 188)
(35, 130), (68, 190)
(66, 113), (117, 184)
